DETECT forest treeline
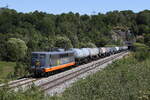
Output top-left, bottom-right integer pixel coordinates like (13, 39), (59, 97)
(0, 8), (150, 62)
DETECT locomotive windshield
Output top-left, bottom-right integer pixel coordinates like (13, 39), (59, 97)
(40, 54), (45, 59)
(32, 54), (38, 59)
(31, 54), (38, 66)
(31, 53), (46, 67)
(39, 54), (46, 66)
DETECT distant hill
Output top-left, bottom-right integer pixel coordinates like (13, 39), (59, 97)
(0, 8), (150, 61)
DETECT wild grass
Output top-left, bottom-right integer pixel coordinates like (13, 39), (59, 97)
(0, 61), (16, 83)
(0, 85), (48, 100)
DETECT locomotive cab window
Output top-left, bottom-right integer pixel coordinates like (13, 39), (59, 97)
(32, 54), (38, 59)
(40, 54), (46, 59)
(49, 55), (52, 66)
(60, 53), (69, 58)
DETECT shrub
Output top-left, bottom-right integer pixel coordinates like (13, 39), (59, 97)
(54, 36), (73, 50)
(13, 62), (29, 78)
(79, 42), (97, 48)
(6, 38), (28, 61)
(0, 85), (47, 100)
(133, 43), (150, 61)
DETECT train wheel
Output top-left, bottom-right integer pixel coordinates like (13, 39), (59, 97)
(44, 72), (48, 77)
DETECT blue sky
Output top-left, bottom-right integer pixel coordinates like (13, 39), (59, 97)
(0, 0), (150, 14)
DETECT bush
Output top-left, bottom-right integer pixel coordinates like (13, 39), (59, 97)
(6, 38), (28, 61)
(133, 43), (150, 61)
(79, 42), (97, 48)
(13, 62), (29, 78)
(144, 33), (150, 47)
(54, 36), (73, 50)
(0, 85), (47, 100)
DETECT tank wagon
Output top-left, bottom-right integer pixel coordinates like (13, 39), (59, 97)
(31, 46), (128, 76)
(69, 48), (89, 64)
(99, 47), (108, 57)
(88, 48), (99, 59)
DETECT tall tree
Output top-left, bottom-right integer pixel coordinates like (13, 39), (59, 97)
(7, 38), (28, 61)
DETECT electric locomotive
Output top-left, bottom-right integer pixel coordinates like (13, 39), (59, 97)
(31, 51), (75, 76)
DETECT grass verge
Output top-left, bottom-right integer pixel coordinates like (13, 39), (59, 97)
(0, 61), (16, 83)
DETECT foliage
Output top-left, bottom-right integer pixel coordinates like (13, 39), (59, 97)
(144, 33), (150, 47)
(95, 36), (109, 47)
(13, 61), (29, 78)
(54, 36), (73, 50)
(0, 34), (7, 60)
(79, 42), (97, 48)
(133, 43), (148, 50)
(0, 61), (16, 83)
(133, 43), (150, 61)
(0, 85), (48, 100)
(105, 44), (117, 47)
(6, 38), (28, 61)
(136, 36), (144, 43)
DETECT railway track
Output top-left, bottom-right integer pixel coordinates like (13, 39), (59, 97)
(0, 51), (128, 92)
(39, 51), (128, 92)
(1, 78), (32, 88)
(0, 77), (41, 90)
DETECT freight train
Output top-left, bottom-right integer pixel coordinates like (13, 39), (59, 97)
(31, 46), (128, 76)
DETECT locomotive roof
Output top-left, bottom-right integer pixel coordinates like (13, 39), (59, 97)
(32, 51), (74, 55)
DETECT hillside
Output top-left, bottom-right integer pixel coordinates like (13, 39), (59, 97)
(0, 9), (150, 63)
